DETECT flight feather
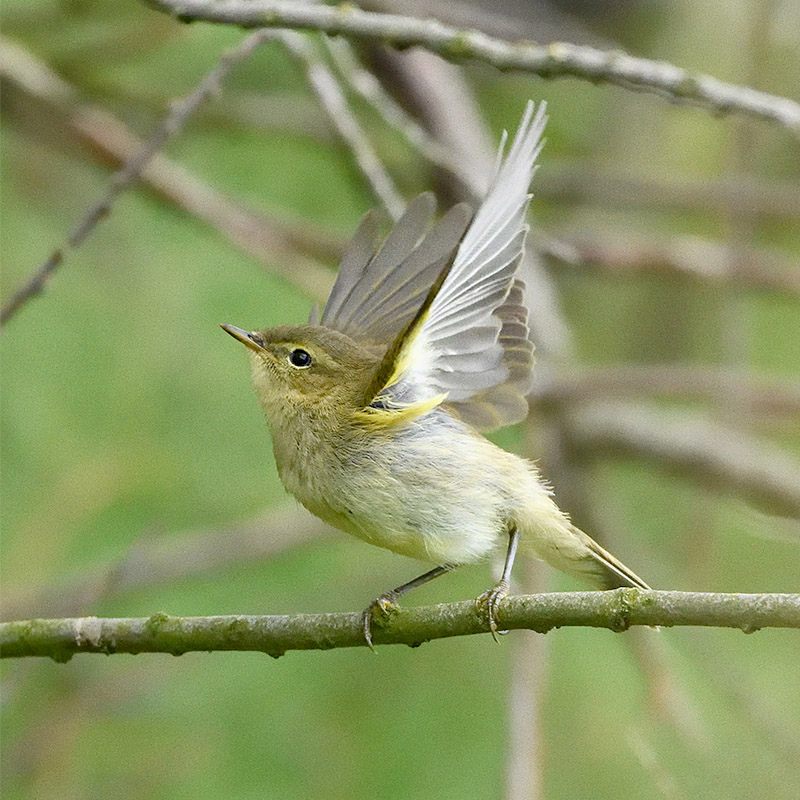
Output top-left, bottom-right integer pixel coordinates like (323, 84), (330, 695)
(322, 101), (547, 430)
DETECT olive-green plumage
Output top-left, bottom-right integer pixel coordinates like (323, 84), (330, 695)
(222, 102), (649, 635)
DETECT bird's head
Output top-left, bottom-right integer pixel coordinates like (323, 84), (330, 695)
(221, 323), (378, 423)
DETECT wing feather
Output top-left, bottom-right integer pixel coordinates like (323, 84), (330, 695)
(322, 101), (547, 429)
(445, 279), (535, 430)
(326, 193), (435, 333)
(355, 202), (472, 337)
(321, 194), (474, 345)
(320, 211), (380, 324)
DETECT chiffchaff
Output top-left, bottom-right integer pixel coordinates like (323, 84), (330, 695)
(222, 102), (649, 645)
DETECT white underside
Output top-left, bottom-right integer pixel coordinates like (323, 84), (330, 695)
(275, 409), (574, 567)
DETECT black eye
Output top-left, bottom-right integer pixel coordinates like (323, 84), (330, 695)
(288, 349), (313, 368)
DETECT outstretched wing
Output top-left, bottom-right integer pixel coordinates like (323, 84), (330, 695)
(445, 278), (535, 430)
(323, 101), (546, 430)
(319, 193), (472, 344)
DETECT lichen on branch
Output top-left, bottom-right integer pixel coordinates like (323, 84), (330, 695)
(2, 590), (798, 661)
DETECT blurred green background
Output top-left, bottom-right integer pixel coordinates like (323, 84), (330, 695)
(2, 1), (799, 798)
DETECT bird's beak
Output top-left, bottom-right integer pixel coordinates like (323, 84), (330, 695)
(220, 324), (266, 353)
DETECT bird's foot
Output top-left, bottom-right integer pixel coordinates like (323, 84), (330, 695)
(475, 579), (510, 642)
(362, 591), (399, 651)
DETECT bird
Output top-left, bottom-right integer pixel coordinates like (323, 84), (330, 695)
(222, 100), (649, 646)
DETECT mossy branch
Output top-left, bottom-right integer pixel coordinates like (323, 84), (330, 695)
(144, 0), (800, 135)
(2, 590), (798, 661)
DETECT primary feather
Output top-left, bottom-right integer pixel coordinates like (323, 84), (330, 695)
(322, 100), (547, 430)
(320, 194), (469, 342)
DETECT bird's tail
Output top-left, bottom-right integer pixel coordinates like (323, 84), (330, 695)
(516, 488), (650, 589)
(570, 524), (651, 589)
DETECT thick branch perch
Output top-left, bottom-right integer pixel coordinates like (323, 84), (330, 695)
(3, 590), (798, 660)
(145, 0), (800, 134)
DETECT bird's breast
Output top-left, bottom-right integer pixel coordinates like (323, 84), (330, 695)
(272, 409), (527, 564)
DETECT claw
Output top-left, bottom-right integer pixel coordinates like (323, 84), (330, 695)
(362, 591), (399, 650)
(475, 580), (510, 642)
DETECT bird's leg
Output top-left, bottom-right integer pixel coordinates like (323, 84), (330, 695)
(363, 564), (454, 649)
(476, 525), (520, 641)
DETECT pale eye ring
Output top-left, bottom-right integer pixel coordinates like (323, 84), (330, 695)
(288, 348), (313, 369)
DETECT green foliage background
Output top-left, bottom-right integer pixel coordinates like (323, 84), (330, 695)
(2, 1), (798, 798)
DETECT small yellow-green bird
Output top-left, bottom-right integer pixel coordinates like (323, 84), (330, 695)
(222, 101), (649, 644)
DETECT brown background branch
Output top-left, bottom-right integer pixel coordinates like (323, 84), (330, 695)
(145, 0), (800, 133)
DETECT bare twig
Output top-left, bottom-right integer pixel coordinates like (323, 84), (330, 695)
(530, 365), (800, 419)
(3, 590), (798, 660)
(322, 37), (480, 195)
(280, 31), (405, 220)
(0, 36), (337, 303)
(546, 231), (800, 296)
(0, 507), (328, 622)
(568, 401), (800, 519)
(626, 630), (709, 748)
(374, 48), (495, 204)
(686, 633), (800, 769)
(0, 30), (280, 329)
(535, 166), (800, 220)
(627, 726), (690, 800)
(145, 0), (800, 134)
(529, 422), (713, 749)
(505, 560), (548, 800)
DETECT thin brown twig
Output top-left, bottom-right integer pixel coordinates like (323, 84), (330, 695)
(0, 30), (279, 329)
(535, 166), (800, 220)
(321, 36), (481, 196)
(626, 630), (709, 748)
(627, 726), (690, 800)
(531, 421), (712, 749)
(567, 401), (800, 519)
(530, 364), (800, 419)
(505, 560), (548, 800)
(0, 507), (327, 622)
(686, 632), (800, 770)
(0, 35), (337, 304)
(546, 230), (800, 296)
(280, 30), (405, 220)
